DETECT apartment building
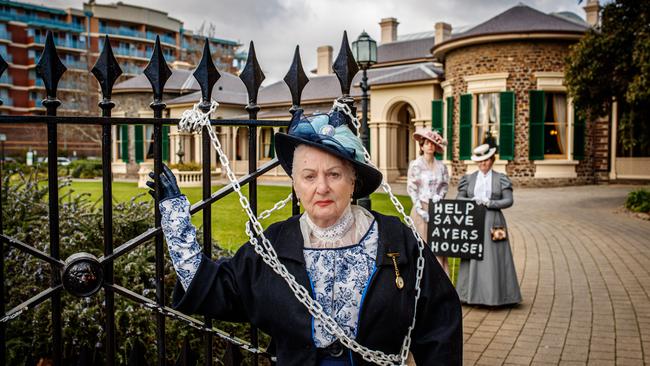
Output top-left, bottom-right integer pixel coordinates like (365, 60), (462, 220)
(0, 0), (242, 157)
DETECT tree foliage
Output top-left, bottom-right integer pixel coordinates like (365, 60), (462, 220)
(566, 0), (650, 151)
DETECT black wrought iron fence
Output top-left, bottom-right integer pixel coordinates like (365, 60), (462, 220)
(0, 30), (360, 366)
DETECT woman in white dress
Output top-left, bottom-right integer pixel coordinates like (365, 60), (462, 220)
(407, 129), (450, 275)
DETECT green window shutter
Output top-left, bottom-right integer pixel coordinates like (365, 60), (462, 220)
(135, 125), (144, 163)
(162, 125), (170, 162)
(446, 96), (454, 161)
(431, 100), (443, 133)
(120, 125), (129, 163)
(573, 109), (585, 160)
(459, 94), (472, 160)
(499, 91), (515, 160)
(432, 99), (443, 159)
(529, 90), (545, 160)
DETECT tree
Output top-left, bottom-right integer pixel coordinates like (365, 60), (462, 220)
(566, 0), (650, 153)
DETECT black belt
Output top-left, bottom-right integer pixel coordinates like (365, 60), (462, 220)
(317, 340), (345, 358)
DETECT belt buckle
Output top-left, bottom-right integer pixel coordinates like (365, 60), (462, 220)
(327, 341), (344, 358)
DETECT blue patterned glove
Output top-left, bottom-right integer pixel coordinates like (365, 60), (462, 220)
(146, 164), (182, 202)
(160, 196), (202, 290)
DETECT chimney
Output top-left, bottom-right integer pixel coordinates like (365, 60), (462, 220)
(434, 22), (452, 45)
(583, 0), (600, 27)
(379, 17), (399, 43)
(316, 45), (333, 76)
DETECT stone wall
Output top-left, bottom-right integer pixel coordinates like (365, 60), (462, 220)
(444, 39), (607, 186)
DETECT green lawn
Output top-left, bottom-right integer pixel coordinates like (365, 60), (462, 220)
(64, 180), (460, 284)
(64, 181), (414, 250)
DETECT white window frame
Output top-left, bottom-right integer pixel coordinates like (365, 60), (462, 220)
(462, 73), (509, 174)
(533, 72), (578, 178)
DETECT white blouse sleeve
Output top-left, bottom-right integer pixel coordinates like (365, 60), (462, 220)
(406, 159), (421, 204)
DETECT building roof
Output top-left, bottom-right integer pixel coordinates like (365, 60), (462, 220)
(113, 68), (247, 106)
(433, 4), (589, 58)
(114, 69), (196, 93)
(257, 61), (441, 106)
(165, 73), (248, 106)
(377, 36), (434, 65)
(368, 62), (442, 86)
(551, 11), (590, 27)
(450, 4), (588, 40)
(257, 74), (361, 106)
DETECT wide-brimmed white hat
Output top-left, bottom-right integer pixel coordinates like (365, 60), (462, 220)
(471, 144), (497, 162)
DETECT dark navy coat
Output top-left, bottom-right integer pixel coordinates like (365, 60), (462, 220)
(172, 210), (462, 365)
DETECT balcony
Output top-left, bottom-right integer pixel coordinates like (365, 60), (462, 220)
(114, 47), (148, 59)
(65, 59), (88, 70)
(99, 25), (145, 40)
(0, 30), (11, 42)
(146, 32), (176, 46)
(0, 74), (11, 85)
(33, 35), (86, 50)
(34, 79), (85, 91)
(0, 11), (84, 32)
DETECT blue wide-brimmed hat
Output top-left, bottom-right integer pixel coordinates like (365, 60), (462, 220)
(275, 109), (383, 198)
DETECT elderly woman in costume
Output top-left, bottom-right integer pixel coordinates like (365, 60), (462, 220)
(148, 109), (462, 365)
(407, 129), (450, 275)
(455, 144), (522, 306)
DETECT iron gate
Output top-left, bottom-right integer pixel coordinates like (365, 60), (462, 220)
(0, 30), (361, 365)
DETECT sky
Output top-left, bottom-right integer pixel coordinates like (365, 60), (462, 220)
(22, 0), (586, 85)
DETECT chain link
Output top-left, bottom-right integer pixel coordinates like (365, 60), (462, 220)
(179, 100), (422, 365)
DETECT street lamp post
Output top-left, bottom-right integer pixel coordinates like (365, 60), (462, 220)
(352, 31), (377, 210)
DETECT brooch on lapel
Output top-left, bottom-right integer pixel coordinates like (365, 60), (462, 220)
(386, 252), (404, 290)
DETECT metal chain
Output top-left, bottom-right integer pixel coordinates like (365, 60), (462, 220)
(179, 100), (405, 365)
(136, 301), (273, 358)
(0, 308), (24, 323)
(331, 100), (428, 364)
(245, 192), (293, 233)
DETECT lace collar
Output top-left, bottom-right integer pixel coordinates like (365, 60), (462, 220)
(303, 205), (354, 245)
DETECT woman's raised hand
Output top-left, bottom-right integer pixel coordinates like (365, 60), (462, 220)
(146, 164), (182, 202)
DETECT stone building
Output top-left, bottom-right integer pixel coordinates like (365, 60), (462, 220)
(432, 4), (595, 185)
(120, 1), (648, 185)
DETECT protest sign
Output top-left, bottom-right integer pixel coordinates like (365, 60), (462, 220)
(427, 199), (486, 260)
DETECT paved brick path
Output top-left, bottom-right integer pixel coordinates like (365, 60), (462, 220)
(456, 185), (650, 365)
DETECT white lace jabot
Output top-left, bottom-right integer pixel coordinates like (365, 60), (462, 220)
(300, 204), (375, 249)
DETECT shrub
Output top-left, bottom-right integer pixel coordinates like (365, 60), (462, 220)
(625, 188), (650, 213)
(68, 159), (103, 179)
(1, 166), (259, 365)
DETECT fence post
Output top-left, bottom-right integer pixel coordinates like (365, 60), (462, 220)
(144, 36), (172, 366)
(193, 38), (221, 366)
(91, 35), (122, 366)
(0, 51), (7, 366)
(36, 31), (66, 366)
(240, 41), (265, 366)
(283, 45), (309, 216)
